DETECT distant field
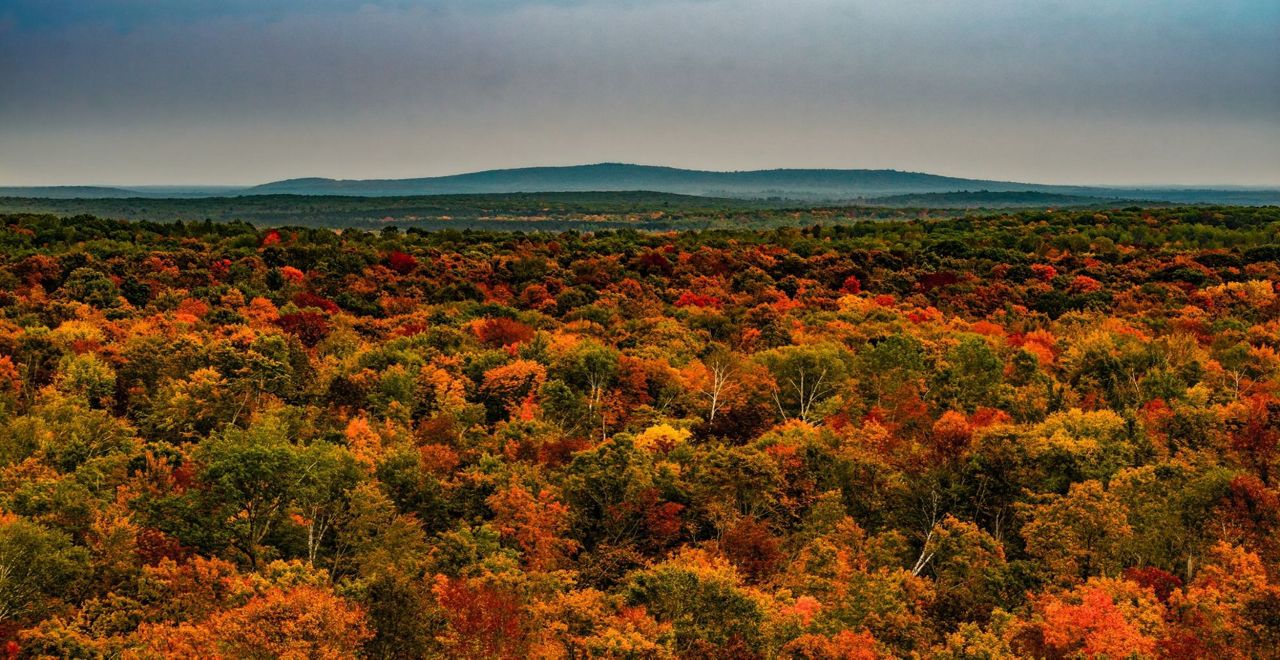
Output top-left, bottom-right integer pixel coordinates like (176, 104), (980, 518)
(0, 192), (924, 230)
(0, 189), (1185, 231)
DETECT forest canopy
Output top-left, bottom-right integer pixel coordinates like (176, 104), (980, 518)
(0, 206), (1279, 657)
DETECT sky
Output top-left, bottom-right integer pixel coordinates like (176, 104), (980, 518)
(1, 0), (1278, 187)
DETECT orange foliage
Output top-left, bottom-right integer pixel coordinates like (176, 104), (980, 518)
(472, 317), (536, 347)
(487, 481), (579, 571)
(783, 630), (881, 659)
(1026, 578), (1163, 659)
(344, 416), (385, 467)
(135, 585), (370, 659)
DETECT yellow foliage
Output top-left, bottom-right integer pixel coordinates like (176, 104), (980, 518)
(49, 319), (105, 348)
(634, 424), (691, 453)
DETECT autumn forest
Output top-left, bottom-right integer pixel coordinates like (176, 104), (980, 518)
(2, 205), (1280, 658)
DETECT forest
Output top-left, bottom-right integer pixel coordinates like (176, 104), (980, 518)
(0, 191), (1145, 232)
(1, 205), (1279, 658)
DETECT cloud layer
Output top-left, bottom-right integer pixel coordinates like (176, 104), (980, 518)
(2, 0), (1277, 185)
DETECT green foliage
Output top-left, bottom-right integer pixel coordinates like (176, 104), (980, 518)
(0, 517), (90, 624)
(623, 552), (763, 653)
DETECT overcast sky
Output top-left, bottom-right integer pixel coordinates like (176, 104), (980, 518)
(1, 0), (1277, 186)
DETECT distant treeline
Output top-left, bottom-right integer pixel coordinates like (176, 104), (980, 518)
(0, 190), (1251, 231)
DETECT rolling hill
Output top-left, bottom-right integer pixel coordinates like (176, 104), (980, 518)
(5, 164), (1278, 205)
(244, 164), (1280, 205)
(248, 163), (1067, 198)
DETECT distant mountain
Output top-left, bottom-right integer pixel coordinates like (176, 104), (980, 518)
(248, 163), (1063, 198)
(0, 185), (247, 199)
(247, 164), (1280, 205)
(0, 186), (143, 199)
(6, 164), (1278, 205)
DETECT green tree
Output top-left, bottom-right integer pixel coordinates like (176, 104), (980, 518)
(624, 550), (763, 654)
(756, 343), (854, 423)
(194, 421), (311, 567)
(934, 335), (1004, 412)
(0, 516), (90, 625)
(59, 267), (119, 307)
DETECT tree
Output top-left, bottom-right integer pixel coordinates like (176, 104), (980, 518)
(782, 630), (880, 659)
(623, 549), (764, 654)
(58, 267), (119, 307)
(857, 333), (926, 408)
(561, 436), (657, 549)
(194, 422), (320, 567)
(0, 515), (89, 625)
(1167, 542), (1280, 656)
(1019, 480), (1132, 584)
(918, 516), (1011, 625)
(530, 588), (675, 658)
(482, 359), (547, 421)
(473, 317), (536, 347)
(432, 575), (530, 659)
(555, 341), (620, 437)
(486, 480), (579, 571)
(697, 345), (739, 424)
(293, 443), (363, 567)
(1013, 577), (1165, 659)
(54, 353), (115, 407)
(934, 335), (1004, 413)
(719, 517), (782, 583)
(756, 343), (854, 423)
(276, 311), (331, 347)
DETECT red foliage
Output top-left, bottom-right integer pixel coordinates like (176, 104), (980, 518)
(171, 463), (195, 490)
(624, 486), (685, 548)
(384, 251), (418, 275)
(675, 292), (722, 308)
(1070, 275), (1103, 293)
(1215, 474), (1280, 561)
(720, 517), (782, 582)
(1035, 583), (1159, 658)
(432, 576), (529, 658)
(841, 275), (862, 295)
(784, 630), (879, 659)
(1228, 396), (1280, 482)
(419, 444), (461, 476)
(292, 291), (340, 314)
(210, 258), (232, 280)
(970, 407), (1012, 428)
(518, 284), (554, 310)
(136, 528), (190, 565)
(636, 250), (673, 275)
(536, 436), (593, 466)
(276, 311), (331, 347)
(970, 320), (1006, 338)
(931, 410), (974, 461)
(1123, 566), (1183, 602)
(261, 229), (282, 246)
(394, 322), (429, 337)
(918, 271), (960, 291)
(473, 317), (535, 347)
(1227, 473), (1280, 516)
(1031, 263), (1057, 281)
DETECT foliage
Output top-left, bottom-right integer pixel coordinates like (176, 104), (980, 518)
(0, 206), (1279, 656)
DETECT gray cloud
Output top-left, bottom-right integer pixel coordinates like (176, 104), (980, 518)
(1, 0), (1277, 185)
